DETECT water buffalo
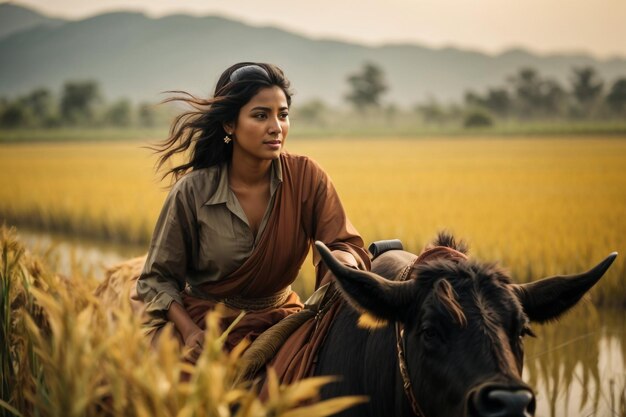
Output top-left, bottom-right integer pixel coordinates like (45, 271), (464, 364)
(312, 234), (617, 417)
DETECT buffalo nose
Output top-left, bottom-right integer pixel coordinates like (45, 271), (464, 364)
(469, 386), (536, 417)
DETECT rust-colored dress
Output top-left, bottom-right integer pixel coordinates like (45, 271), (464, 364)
(133, 152), (371, 379)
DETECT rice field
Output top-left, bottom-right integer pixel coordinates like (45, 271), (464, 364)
(0, 136), (625, 304)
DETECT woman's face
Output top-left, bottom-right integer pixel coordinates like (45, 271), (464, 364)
(228, 85), (290, 163)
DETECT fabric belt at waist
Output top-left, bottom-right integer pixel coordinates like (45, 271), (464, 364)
(184, 284), (292, 311)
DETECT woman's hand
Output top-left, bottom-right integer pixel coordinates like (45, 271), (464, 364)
(166, 302), (205, 363)
(331, 249), (359, 269)
(183, 327), (205, 363)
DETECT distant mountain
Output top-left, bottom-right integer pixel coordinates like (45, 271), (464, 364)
(1, 4), (625, 105)
(0, 3), (65, 40)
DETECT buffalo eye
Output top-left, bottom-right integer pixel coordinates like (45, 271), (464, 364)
(520, 325), (536, 339)
(419, 325), (442, 348)
(512, 317), (536, 342)
(512, 324), (534, 371)
(517, 324), (537, 343)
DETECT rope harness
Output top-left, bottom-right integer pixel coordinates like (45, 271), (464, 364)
(395, 261), (426, 417)
(396, 320), (426, 417)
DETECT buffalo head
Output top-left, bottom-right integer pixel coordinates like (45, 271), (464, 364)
(314, 237), (617, 417)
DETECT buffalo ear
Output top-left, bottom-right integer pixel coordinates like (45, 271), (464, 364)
(314, 241), (418, 323)
(512, 252), (617, 323)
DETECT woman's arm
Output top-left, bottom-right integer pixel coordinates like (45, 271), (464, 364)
(307, 159), (371, 286)
(136, 180), (204, 355)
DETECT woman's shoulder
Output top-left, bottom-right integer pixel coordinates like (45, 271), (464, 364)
(171, 165), (218, 189)
(167, 165), (223, 206)
(280, 152), (326, 176)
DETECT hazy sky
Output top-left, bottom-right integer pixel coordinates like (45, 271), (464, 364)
(8, 0), (626, 58)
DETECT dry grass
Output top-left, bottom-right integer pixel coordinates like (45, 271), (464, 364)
(0, 226), (365, 417)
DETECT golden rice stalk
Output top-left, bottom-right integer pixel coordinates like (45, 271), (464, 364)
(279, 396), (369, 417)
(1, 225), (365, 417)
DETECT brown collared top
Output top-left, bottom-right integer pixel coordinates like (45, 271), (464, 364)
(136, 152), (370, 319)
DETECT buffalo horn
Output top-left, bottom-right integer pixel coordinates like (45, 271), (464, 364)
(513, 252), (618, 323)
(314, 241), (418, 322)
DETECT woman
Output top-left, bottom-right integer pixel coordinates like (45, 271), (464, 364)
(135, 62), (370, 371)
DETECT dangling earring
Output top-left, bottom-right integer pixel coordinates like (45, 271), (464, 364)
(224, 134), (232, 144)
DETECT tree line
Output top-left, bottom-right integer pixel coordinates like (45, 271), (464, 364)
(459, 66), (626, 126)
(0, 81), (171, 129)
(339, 63), (626, 127)
(1, 65), (626, 130)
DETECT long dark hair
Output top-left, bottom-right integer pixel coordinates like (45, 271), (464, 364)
(153, 62), (293, 184)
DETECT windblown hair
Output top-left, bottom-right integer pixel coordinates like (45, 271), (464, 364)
(152, 62), (293, 184)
